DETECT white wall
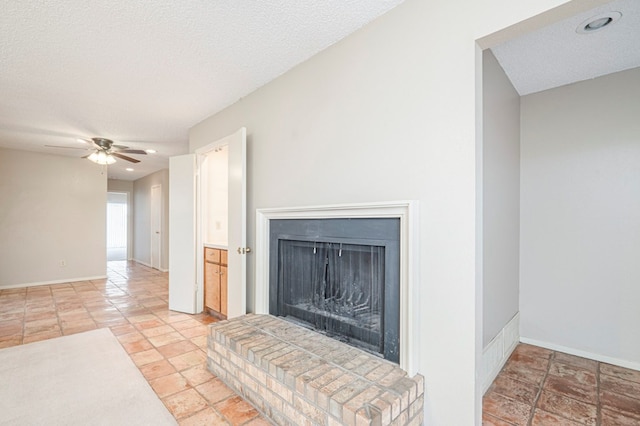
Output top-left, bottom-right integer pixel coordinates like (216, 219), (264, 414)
(520, 67), (640, 367)
(482, 49), (521, 347)
(186, 1), (581, 423)
(108, 179), (134, 260)
(132, 169), (170, 270)
(0, 148), (107, 287)
(203, 148), (229, 245)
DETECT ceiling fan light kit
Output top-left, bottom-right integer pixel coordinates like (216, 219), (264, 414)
(87, 150), (116, 165)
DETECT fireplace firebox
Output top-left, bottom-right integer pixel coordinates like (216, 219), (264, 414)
(269, 218), (400, 362)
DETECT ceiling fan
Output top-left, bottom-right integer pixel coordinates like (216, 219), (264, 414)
(46, 137), (147, 164)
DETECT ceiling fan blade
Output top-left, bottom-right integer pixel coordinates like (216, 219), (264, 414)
(112, 144), (129, 150)
(112, 152), (140, 163)
(45, 145), (91, 150)
(116, 149), (147, 155)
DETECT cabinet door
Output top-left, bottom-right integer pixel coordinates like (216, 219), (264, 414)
(204, 262), (221, 312)
(205, 248), (221, 263)
(220, 265), (228, 316)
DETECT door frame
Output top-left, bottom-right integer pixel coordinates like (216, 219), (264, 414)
(150, 184), (162, 270)
(194, 142), (227, 314)
(194, 128), (246, 315)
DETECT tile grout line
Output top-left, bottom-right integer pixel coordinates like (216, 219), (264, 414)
(52, 285), (65, 342)
(20, 288), (27, 345)
(525, 349), (554, 426)
(596, 361), (602, 426)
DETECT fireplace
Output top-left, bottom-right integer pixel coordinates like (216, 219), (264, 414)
(255, 201), (417, 373)
(269, 218), (400, 362)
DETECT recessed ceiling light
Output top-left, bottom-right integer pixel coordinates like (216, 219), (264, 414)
(145, 149), (156, 154)
(577, 11), (621, 34)
(126, 168), (134, 171)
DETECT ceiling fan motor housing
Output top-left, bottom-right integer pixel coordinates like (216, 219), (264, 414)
(92, 137), (114, 150)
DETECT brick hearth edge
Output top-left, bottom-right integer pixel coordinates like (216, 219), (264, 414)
(207, 314), (424, 425)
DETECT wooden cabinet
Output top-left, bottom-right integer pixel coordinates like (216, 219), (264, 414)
(204, 247), (228, 317)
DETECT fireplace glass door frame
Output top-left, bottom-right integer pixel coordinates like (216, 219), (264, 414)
(269, 218), (400, 362)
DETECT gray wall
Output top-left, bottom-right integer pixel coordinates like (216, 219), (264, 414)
(482, 50), (521, 347)
(132, 169), (169, 270)
(0, 148), (106, 287)
(107, 179), (133, 193)
(520, 67), (640, 366)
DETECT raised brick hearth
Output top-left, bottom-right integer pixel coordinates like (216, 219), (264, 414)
(207, 314), (424, 425)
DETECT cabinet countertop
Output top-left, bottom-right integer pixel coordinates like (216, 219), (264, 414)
(204, 243), (228, 250)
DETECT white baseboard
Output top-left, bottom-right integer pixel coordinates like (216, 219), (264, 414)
(520, 337), (640, 372)
(132, 258), (153, 268)
(131, 259), (168, 272)
(1, 275), (108, 290)
(482, 312), (520, 394)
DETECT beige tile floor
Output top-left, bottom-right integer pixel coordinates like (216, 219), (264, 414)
(0, 260), (270, 425)
(6, 261), (638, 425)
(483, 343), (640, 425)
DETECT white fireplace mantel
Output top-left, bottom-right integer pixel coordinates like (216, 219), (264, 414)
(254, 200), (419, 374)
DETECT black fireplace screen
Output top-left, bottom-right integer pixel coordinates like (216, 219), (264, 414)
(277, 240), (384, 354)
(269, 218), (400, 362)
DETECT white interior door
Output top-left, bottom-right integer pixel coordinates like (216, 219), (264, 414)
(169, 155), (197, 313)
(194, 128), (247, 317)
(226, 128), (247, 318)
(150, 185), (162, 269)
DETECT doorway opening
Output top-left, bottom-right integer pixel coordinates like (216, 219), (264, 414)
(107, 192), (128, 261)
(168, 127), (246, 316)
(477, 0), (639, 403)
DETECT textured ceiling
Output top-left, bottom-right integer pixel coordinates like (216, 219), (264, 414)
(3, 1), (638, 180)
(492, 0), (640, 96)
(0, 0), (405, 180)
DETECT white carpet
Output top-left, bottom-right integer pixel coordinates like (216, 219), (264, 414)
(0, 328), (177, 425)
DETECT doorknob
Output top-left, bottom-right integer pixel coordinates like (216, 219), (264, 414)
(237, 247), (252, 255)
